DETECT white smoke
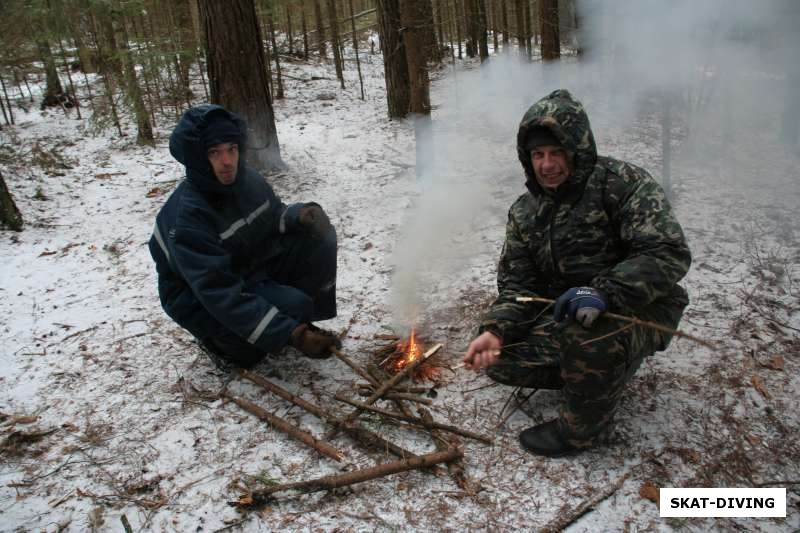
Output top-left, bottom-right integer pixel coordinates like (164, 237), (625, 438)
(390, 0), (800, 328)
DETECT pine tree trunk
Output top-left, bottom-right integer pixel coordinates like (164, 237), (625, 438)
(539, 0), (560, 61)
(523, 0), (531, 58)
(119, 17), (154, 145)
(0, 170), (23, 231)
(464, 0), (477, 57)
(376, 0), (410, 118)
(421, 0), (441, 63)
(455, 0), (463, 59)
(37, 40), (65, 106)
(501, 0), (509, 48)
(286, 6), (294, 55)
(199, 0), (285, 171)
(314, 0), (327, 57)
(301, 4), (309, 58)
(513, 0), (525, 58)
(477, 0), (489, 60)
(327, 0), (346, 88)
(400, 0), (432, 177)
(268, 8), (284, 99)
(348, 0), (365, 99)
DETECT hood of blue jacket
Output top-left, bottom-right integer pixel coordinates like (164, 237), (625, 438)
(169, 104), (249, 195)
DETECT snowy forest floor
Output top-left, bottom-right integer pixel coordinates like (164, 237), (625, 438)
(2, 49), (800, 532)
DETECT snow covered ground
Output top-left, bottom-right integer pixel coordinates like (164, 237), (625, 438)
(2, 47), (799, 532)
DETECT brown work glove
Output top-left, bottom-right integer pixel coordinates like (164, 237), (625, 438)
(290, 323), (341, 359)
(298, 205), (333, 238)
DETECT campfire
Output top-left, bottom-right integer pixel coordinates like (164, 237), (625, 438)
(377, 328), (441, 381)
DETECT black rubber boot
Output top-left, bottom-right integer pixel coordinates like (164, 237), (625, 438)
(518, 419), (579, 457)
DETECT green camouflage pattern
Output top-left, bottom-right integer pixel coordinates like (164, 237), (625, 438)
(480, 89), (692, 447)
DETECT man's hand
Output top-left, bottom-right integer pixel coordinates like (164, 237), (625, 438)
(553, 287), (607, 328)
(298, 205), (332, 238)
(463, 331), (503, 371)
(290, 323), (341, 359)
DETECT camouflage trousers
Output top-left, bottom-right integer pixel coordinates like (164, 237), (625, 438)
(486, 313), (670, 448)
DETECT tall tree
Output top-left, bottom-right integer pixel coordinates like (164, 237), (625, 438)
(400, 0), (432, 177)
(118, 14), (155, 145)
(376, 0), (410, 118)
(539, 0), (560, 61)
(327, 0), (346, 88)
(313, 0), (327, 57)
(477, 0), (489, 60)
(37, 40), (65, 105)
(0, 169), (23, 231)
(513, 0), (525, 58)
(200, 0), (285, 171)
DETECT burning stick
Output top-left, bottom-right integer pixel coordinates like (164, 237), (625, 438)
(324, 343), (442, 440)
(236, 370), (427, 462)
(221, 390), (344, 462)
(515, 296), (717, 349)
(334, 393), (493, 444)
(234, 448), (463, 506)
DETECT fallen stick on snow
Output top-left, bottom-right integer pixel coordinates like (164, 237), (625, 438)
(234, 448), (462, 506)
(221, 390), (344, 462)
(334, 393), (493, 444)
(354, 389), (433, 405)
(235, 370), (429, 463)
(539, 472), (631, 533)
(515, 296), (716, 349)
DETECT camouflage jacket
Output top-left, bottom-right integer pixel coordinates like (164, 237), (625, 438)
(481, 89), (691, 345)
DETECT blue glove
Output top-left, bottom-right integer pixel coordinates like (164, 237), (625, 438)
(553, 287), (607, 328)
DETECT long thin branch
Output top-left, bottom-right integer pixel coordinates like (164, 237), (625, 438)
(221, 390), (343, 462)
(515, 296), (716, 349)
(331, 343), (442, 431)
(540, 472), (630, 533)
(332, 348), (380, 387)
(334, 393), (493, 444)
(355, 390), (432, 405)
(239, 448), (462, 506)
(236, 370), (426, 463)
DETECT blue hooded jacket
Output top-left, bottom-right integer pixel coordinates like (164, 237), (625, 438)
(149, 105), (307, 352)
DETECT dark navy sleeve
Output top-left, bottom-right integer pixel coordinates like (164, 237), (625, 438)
(169, 215), (299, 353)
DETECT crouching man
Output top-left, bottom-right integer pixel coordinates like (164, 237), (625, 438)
(463, 90), (691, 457)
(149, 104), (340, 369)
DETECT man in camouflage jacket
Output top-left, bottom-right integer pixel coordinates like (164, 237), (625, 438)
(463, 89), (691, 456)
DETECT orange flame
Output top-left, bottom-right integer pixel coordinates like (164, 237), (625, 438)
(394, 328), (422, 371)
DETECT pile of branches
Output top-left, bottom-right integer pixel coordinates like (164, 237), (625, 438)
(221, 340), (490, 507)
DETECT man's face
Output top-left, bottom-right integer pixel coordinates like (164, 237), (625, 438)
(531, 145), (570, 189)
(207, 142), (239, 185)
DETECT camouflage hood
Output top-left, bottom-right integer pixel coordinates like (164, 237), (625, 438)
(516, 89), (597, 196)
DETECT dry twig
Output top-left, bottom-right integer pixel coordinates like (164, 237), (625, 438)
(236, 448), (462, 506)
(334, 393), (493, 444)
(221, 390), (344, 462)
(516, 296), (717, 349)
(540, 472), (630, 532)
(236, 370), (427, 462)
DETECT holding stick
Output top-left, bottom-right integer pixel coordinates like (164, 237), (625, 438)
(515, 296), (716, 349)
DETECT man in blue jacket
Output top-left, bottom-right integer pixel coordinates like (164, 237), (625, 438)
(149, 105), (340, 369)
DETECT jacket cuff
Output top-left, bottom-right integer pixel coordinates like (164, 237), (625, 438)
(478, 322), (504, 341)
(280, 202), (321, 234)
